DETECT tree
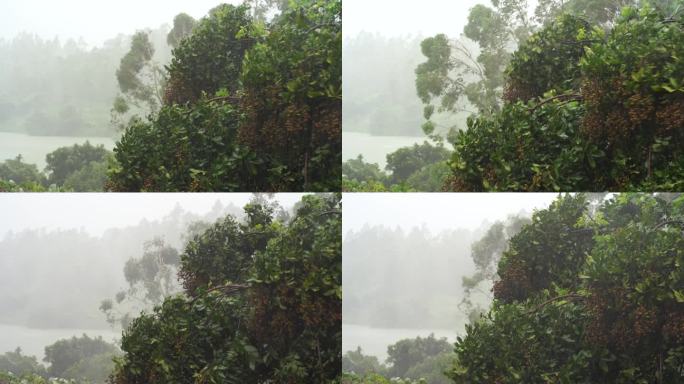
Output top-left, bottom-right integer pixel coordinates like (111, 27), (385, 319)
(100, 238), (181, 328)
(110, 194), (341, 383)
(163, 4), (253, 105)
(0, 348), (47, 378)
(343, 347), (385, 377)
(460, 216), (530, 323)
(43, 334), (119, 379)
(414, 0), (654, 139)
(387, 335), (452, 379)
(385, 142), (450, 184)
(0, 155), (45, 186)
(450, 193), (684, 383)
(415, 0), (534, 132)
(342, 155), (388, 185)
(109, 0), (341, 192)
(445, 4), (684, 191)
(166, 13), (196, 49)
(44, 141), (111, 187)
(112, 31), (166, 129)
(238, 0), (342, 191)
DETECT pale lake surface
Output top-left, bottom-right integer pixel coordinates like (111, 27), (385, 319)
(343, 323), (458, 362)
(0, 132), (117, 170)
(343, 131), (425, 169)
(0, 323), (121, 360)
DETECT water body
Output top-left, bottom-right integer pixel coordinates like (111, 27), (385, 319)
(0, 132), (117, 170)
(0, 323), (121, 361)
(343, 131), (426, 169)
(343, 323), (458, 362)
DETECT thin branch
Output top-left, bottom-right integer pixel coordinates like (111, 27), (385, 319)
(653, 220), (684, 231)
(527, 293), (585, 314)
(527, 93), (583, 113)
(190, 283), (250, 303)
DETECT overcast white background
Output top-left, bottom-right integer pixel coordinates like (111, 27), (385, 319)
(343, 0), (541, 39)
(0, 193), (307, 237)
(0, 0), (240, 46)
(343, 193), (560, 234)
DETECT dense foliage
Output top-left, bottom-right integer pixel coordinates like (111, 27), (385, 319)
(45, 142), (111, 187)
(342, 142), (451, 192)
(0, 349), (47, 378)
(0, 142), (112, 191)
(45, 335), (119, 382)
(110, 194), (341, 383)
(110, 0), (341, 191)
(0, 27), (171, 137)
(445, 4), (684, 191)
(0, 155), (46, 188)
(0, 336), (119, 384)
(342, 336), (454, 384)
(450, 193), (684, 383)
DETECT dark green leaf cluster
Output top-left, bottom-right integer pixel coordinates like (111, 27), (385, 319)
(342, 143), (451, 192)
(164, 4), (252, 105)
(110, 194), (341, 383)
(451, 193), (684, 383)
(107, 101), (257, 191)
(238, 0), (342, 191)
(505, 15), (591, 102)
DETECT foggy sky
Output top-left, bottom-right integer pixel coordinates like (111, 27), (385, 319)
(0, 0), (240, 47)
(343, 0), (490, 39)
(343, 0), (541, 39)
(343, 193), (559, 235)
(0, 193), (306, 237)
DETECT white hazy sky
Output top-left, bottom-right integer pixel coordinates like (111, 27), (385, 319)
(343, 193), (560, 235)
(0, 0), (240, 47)
(343, 0), (541, 39)
(343, 0), (489, 39)
(0, 193), (307, 237)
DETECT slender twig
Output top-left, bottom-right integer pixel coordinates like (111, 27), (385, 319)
(527, 294), (585, 314)
(527, 94), (583, 113)
(653, 220), (684, 231)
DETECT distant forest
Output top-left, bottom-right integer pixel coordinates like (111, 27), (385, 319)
(0, 28), (172, 137)
(343, 33), (426, 137)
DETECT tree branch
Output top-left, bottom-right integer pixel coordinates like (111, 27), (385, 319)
(527, 293), (585, 314)
(527, 93), (583, 113)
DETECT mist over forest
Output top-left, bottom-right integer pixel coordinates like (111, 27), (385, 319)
(344, 225), (478, 330)
(0, 27), (172, 137)
(0, 200), (240, 331)
(343, 33), (426, 137)
(1, 0), (342, 192)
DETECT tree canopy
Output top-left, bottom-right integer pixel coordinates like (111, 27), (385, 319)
(450, 193), (684, 383)
(109, 0), (341, 192)
(110, 194), (341, 383)
(443, 4), (684, 191)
